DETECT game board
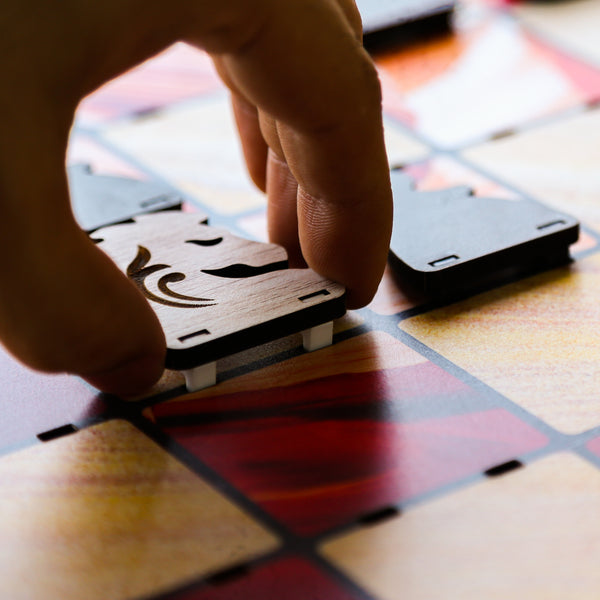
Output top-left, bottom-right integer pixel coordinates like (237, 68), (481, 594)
(1, 1), (600, 598)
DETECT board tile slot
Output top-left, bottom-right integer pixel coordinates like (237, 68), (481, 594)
(429, 255), (459, 268)
(485, 459), (523, 478)
(140, 195), (170, 208)
(298, 289), (330, 302)
(205, 564), (250, 586)
(537, 219), (566, 231)
(37, 424), (79, 442)
(358, 506), (401, 527)
(179, 329), (211, 342)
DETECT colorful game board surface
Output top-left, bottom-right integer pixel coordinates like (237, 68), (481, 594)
(2, 1), (600, 598)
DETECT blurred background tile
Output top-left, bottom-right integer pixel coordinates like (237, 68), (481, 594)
(376, 7), (600, 148)
(463, 107), (600, 233)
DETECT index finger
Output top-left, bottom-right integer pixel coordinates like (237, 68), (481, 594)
(195, 0), (392, 307)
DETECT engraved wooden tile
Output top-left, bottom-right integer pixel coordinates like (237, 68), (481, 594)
(95, 212), (345, 370)
(322, 453), (600, 600)
(400, 254), (600, 433)
(0, 420), (278, 600)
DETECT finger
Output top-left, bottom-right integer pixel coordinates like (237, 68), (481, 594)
(59, 0), (388, 305)
(0, 101), (165, 396)
(1, 0), (390, 399)
(265, 150), (306, 267)
(230, 92), (268, 192)
(202, 0), (392, 306)
(334, 0), (364, 38)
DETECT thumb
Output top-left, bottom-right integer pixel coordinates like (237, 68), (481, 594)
(0, 103), (165, 396)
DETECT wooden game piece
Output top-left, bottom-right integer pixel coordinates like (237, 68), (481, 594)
(94, 213), (346, 390)
(389, 170), (580, 296)
(68, 164), (192, 233)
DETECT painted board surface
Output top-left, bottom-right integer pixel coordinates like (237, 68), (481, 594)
(1, 2), (599, 599)
(0, 420), (278, 600)
(322, 454), (600, 600)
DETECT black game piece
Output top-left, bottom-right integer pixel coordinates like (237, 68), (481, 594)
(389, 170), (580, 296)
(357, 0), (455, 47)
(68, 164), (183, 233)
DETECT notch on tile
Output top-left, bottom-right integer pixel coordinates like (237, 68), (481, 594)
(490, 127), (516, 141)
(140, 194), (173, 208)
(537, 219), (566, 231)
(179, 329), (211, 343)
(357, 506), (401, 527)
(205, 564), (250, 586)
(299, 289), (330, 302)
(429, 255), (459, 268)
(37, 424), (79, 442)
(485, 459), (523, 478)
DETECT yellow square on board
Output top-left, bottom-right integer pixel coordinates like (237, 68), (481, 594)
(382, 117), (430, 167)
(104, 94), (266, 215)
(322, 453), (600, 600)
(400, 254), (600, 434)
(463, 108), (600, 232)
(0, 420), (278, 600)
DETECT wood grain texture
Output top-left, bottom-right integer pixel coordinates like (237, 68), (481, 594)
(400, 254), (600, 433)
(322, 453), (600, 600)
(0, 420), (278, 600)
(95, 213), (345, 369)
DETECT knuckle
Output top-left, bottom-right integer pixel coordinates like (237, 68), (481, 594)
(185, 0), (271, 55)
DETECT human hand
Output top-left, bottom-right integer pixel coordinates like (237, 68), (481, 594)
(0, 0), (392, 395)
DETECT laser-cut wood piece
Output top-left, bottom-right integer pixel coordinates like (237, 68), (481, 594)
(68, 164), (190, 233)
(94, 213), (346, 390)
(389, 170), (580, 296)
